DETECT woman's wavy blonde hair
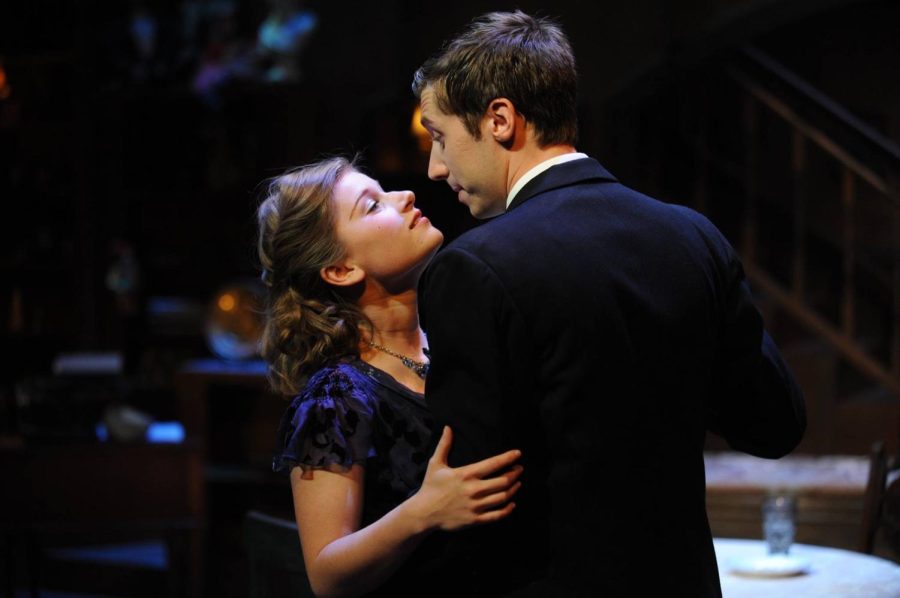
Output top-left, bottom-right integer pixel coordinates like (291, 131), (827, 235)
(256, 156), (370, 396)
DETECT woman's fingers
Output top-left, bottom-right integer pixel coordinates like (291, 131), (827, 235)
(473, 481), (522, 512)
(470, 465), (524, 498)
(429, 426), (453, 466)
(473, 500), (517, 524)
(462, 448), (522, 478)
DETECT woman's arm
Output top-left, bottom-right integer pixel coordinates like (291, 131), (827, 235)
(292, 426), (522, 598)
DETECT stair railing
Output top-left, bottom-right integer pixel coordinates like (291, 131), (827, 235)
(726, 45), (900, 396)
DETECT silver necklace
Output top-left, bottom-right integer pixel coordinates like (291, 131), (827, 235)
(367, 341), (430, 379)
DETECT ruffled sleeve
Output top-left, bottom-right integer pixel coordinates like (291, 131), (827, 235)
(272, 363), (377, 475)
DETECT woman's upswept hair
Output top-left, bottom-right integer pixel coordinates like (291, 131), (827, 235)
(256, 156), (369, 396)
(412, 10), (578, 147)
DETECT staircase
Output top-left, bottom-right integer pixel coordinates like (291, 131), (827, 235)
(684, 45), (900, 454)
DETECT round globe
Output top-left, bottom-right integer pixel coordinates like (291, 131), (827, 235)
(205, 280), (266, 360)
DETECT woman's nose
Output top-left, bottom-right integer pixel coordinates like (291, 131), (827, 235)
(392, 190), (415, 211)
(402, 191), (415, 210)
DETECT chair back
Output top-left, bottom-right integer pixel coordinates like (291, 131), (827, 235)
(882, 468), (900, 557)
(243, 510), (314, 598)
(860, 441), (888, 554)
(861, 440), (900, 558)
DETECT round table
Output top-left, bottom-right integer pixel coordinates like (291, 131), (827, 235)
(714, 538), (900, 597)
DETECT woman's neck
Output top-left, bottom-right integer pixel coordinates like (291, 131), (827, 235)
(360, 288), (421, 343)
(357, 286), (428, 392)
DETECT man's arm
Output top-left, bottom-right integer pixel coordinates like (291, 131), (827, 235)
(704, 228), (807, 458)
(421, 246), (528, 467)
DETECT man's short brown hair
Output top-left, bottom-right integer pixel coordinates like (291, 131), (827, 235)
(413, 10), (578, 147)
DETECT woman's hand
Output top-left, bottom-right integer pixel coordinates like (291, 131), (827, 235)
(407, 426), (523, 532)
(290, 428), (521, 598)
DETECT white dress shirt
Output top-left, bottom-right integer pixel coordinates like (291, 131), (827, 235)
(506, 152), (589, 209)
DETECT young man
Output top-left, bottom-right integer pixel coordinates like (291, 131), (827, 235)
(413, 11), (805, 597)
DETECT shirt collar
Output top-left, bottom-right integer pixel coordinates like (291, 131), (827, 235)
(506, 152), (589, 209)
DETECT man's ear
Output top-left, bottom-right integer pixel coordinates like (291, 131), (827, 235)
(320, 260), (365, 287)
(484, 97), (517, 144)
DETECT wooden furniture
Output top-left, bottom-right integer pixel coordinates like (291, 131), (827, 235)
(173, 358), (291, 596)
(714, 537), (900, 597)
(0, 439), (203, 597)
(243, 510), (313, 598)
(175, 359), (274, 596)
(861, 441), (890, 553)
(173, 358), (270, 445)
(884, 473), (900, 558)
(860, 440), (900, 558)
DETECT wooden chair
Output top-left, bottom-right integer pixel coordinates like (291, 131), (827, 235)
(243, 510), (314, 598)
(860, 440), (900, 556)
(860, 441), (888, 554)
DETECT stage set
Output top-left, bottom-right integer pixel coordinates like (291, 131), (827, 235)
(2, 0), (900, 596)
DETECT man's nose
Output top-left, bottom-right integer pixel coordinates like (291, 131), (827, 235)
(428, 146), (448, 181)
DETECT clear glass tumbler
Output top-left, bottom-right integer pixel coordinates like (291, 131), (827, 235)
(762, 493), (797, 555)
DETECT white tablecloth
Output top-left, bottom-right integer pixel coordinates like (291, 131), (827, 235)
(715, 538), (900, 597)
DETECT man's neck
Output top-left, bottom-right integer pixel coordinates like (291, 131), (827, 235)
(506, 144), (578, 197)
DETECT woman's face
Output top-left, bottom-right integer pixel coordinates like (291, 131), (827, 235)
(328, 170), (444, 288)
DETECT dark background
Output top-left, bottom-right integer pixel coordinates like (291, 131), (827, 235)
(2, 0), (900, 595)
(2, 0), (899, 362)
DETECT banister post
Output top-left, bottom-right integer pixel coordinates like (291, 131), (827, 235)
(742, 95), (759, 267)
(792, 129), (808, 301)
(842, 167), (856, 338)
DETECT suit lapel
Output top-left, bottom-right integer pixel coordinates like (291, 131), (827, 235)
(506, 158), (618, 212)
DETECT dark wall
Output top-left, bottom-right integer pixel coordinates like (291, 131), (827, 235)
(1, 0), (887, 360)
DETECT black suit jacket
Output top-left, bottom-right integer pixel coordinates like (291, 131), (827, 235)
(417, 158), (805, 596)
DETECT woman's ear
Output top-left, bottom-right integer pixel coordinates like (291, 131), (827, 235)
(320, 260), (365, 287)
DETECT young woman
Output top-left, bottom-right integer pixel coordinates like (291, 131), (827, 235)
(257, 157), (523, 598)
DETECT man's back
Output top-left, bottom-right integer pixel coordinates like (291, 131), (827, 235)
(420, 158), (805, 596)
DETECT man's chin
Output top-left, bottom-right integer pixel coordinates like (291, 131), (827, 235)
(470, 204), (505, 220)
(464, 195), (505, 220)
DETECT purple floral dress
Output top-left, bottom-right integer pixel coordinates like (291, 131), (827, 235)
(273, 359), (436, 526)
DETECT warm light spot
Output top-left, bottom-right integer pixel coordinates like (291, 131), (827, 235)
(410, 105), (431, 152)
(218, 293), (236, 312)
(0, 63), (9, 100)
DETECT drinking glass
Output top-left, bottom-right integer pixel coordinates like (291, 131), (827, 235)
(762, 493), (796, 555)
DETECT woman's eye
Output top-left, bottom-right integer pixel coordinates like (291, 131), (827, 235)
(366, 199), (380, 213)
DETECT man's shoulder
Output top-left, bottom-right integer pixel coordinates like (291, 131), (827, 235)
(432, 176), (629, 268)
(432, 214), (527, 276)
(440, 221), (501, 255)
